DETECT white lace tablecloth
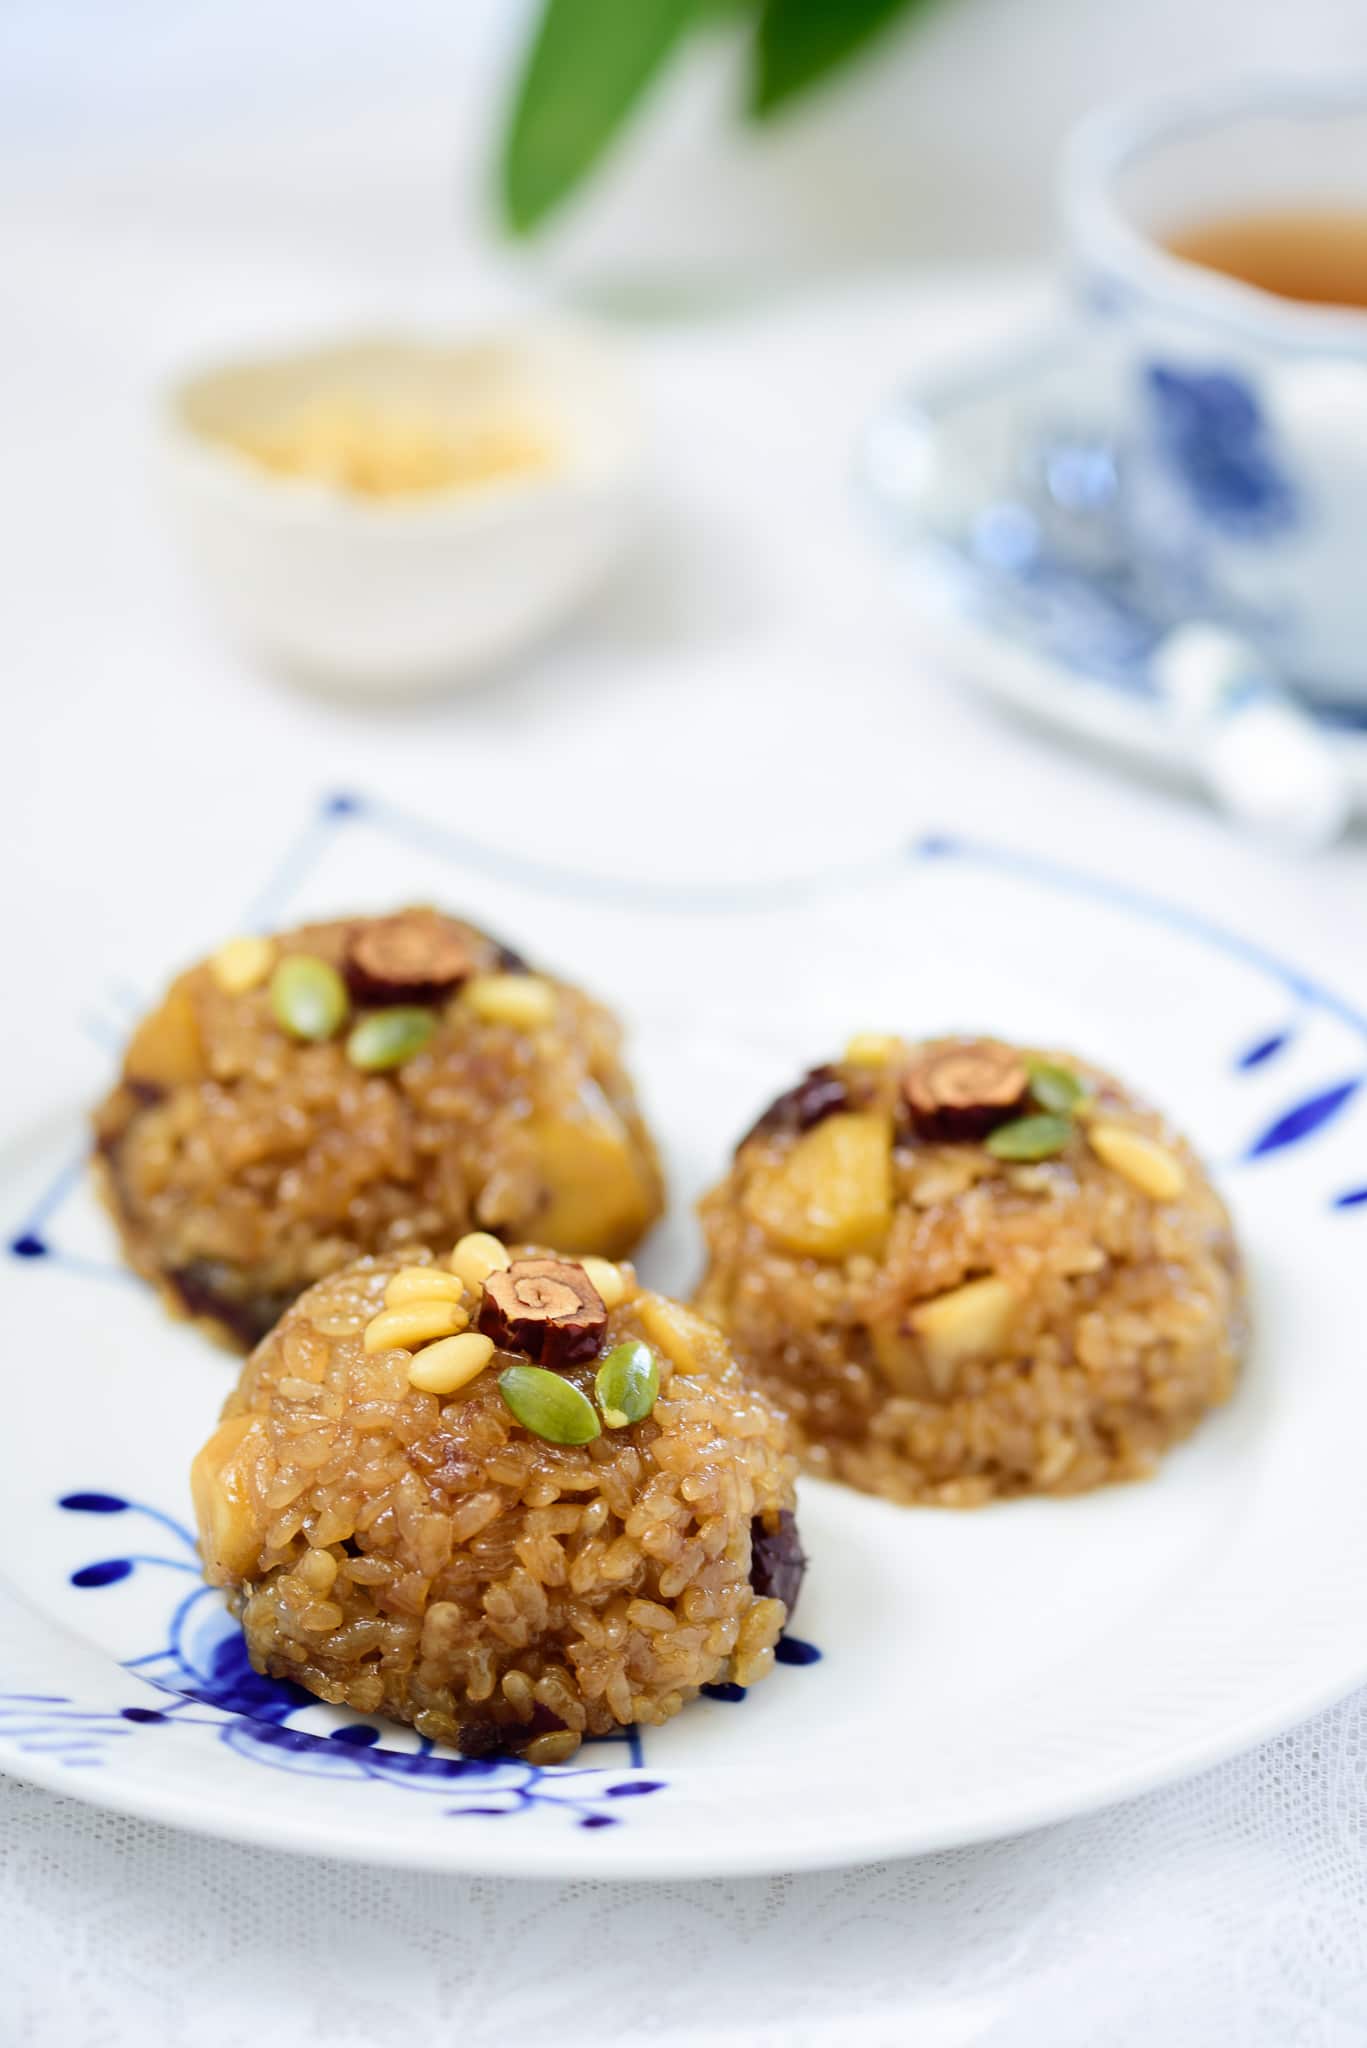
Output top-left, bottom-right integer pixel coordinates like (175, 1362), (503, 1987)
(5, 1698), (1366, 2048)
(8, 33), (1367, 2037)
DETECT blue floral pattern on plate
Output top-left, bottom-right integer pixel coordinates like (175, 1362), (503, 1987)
(0, 1490), (819, 1829)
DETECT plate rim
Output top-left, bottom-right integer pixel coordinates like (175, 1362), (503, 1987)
(3, 1643), (1367, 1881)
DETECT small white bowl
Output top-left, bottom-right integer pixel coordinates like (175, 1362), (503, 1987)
(159, 322), (647, 695)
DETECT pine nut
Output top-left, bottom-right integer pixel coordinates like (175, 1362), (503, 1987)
(363, 1300), (467, 1354)
(844, 1032), (901, 1066)
(464, 973), (556, 1030)
(297, 1547), (338, 1592)
(384, 1265), (467, 1310)
(1088, 1122), (1186, 1201)
(210, 934), (274, 994)
(449, 1231), (511, 1291)
(578, 1255), (629, 1309)
(407, 1331), (495, 1395)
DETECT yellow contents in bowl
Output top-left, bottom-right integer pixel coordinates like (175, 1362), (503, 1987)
(218, 395), (555, 500)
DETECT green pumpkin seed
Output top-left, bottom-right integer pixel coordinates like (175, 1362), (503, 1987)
(346, 1006), (437, 1072)
(1028, 1061), (1087, 1116)
(498, 1365), (601, 1445)
(594, 1341), (659, 1429)
(985, 1112), (1073, 1162)
(270, 955), (349, 1042)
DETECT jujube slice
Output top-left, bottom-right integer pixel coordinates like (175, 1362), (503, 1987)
(478, 1257), (608, 1367)
(902, 1041), (1029, 1141)
(344, 911), (475, 1004)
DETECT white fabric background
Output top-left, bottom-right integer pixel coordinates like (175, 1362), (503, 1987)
(5, 1699), (1367, 2048)
(7, 12), (1367, 2042)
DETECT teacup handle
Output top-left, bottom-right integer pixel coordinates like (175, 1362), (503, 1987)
(1153, 624), (1350, 851)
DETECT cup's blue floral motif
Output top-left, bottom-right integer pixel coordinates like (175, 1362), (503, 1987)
(1144, 364), (1298, 540)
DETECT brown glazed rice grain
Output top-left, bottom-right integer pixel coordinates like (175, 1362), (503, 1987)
(695, 1039), (1245, 1506)
(92, 911), (663, 1348)
(191, 1250), (799, 1755)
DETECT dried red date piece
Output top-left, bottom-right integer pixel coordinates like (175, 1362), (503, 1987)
(738, 1066), (849, 1152)
(344, 911), (474, 1004)
(902, 1042), (1029, 1142)
(749, 1508), (806, 1617)
(456, 1717), (506, 1759)
(168, 1262), (290, 1350)
(478, 1257), (608, 1368)
(408, 1431), (481, 1494)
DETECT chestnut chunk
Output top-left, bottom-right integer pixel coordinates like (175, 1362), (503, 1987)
(478, 1257), (608, 1369)
(902, 1041), (1028, 1142)
(344, 911), (474, 1004)
(739, 1066), (849, 1152)
(749, 1508), (806, 1617)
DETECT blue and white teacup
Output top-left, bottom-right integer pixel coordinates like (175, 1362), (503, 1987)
(1063, 76), (1367, 709)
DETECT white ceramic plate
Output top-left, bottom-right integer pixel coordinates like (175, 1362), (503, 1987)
(859, 330), (1367, 814)
(3, 788), (1366, 1879)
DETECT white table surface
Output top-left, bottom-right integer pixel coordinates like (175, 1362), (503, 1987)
(6, 103), (1367, 2048)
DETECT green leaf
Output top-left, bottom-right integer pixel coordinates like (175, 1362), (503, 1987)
(500, 0), (700, 235)
(750, 0), (932, 119)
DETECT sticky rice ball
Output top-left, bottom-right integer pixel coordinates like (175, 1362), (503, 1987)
(695, 1035), (1244, 1506)
(93, 908), (663, 1347)
(191, 1236), (804, 1759)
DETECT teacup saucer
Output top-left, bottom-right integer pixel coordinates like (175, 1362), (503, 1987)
(859, 328), (1367, 818)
